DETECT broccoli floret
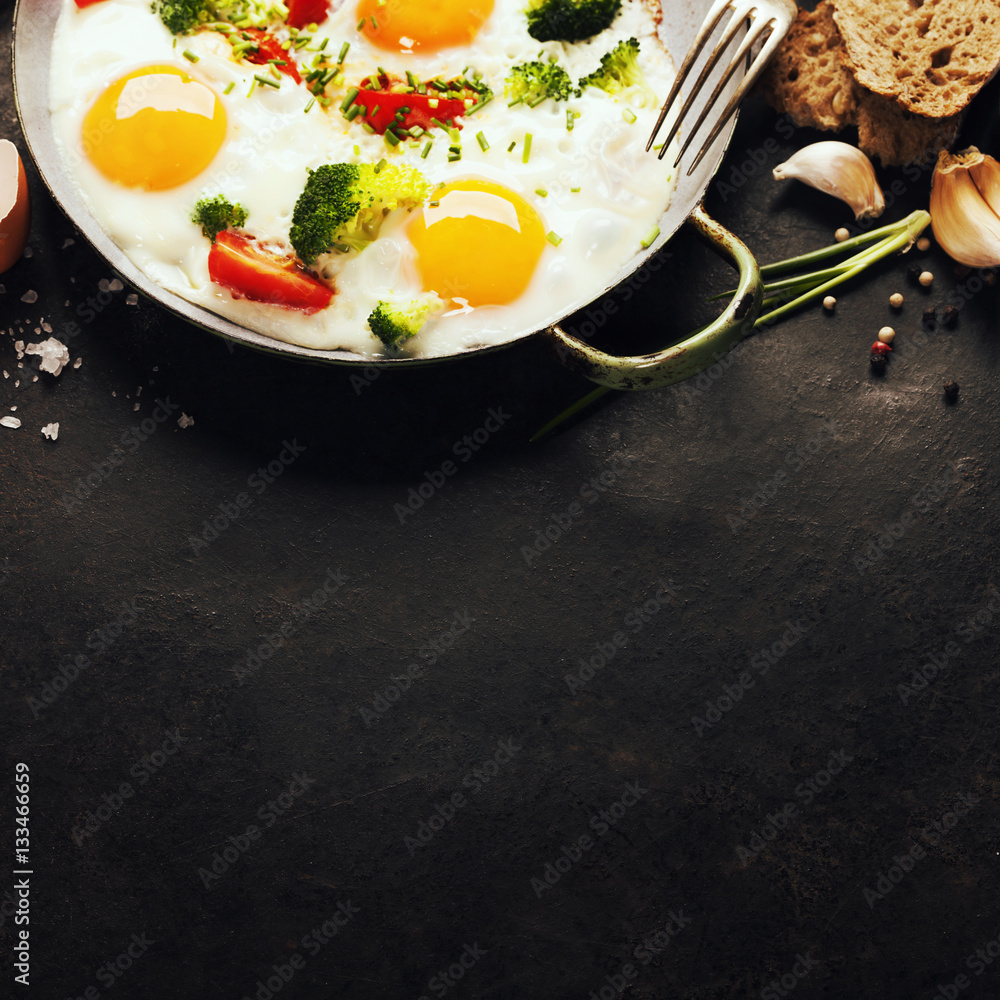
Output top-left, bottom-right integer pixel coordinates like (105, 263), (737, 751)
(289, 162), (431, 264)
(505, 61), (573, 107)
(153, 0), (287, 35)
(368, 294), (446, 349)
(578, 37), (646, 95)
(192, 195), (248, 242)
(525, 0), (621, 42)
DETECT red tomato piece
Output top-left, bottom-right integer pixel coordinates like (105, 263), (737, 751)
(208, 232), (333, 313)
(353, 88), (471, 136)
(74, 0), (109, 7)
(242, 29), (302, 84)
(287, 0), (330, 29)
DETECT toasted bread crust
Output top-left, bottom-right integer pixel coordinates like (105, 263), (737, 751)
(762, 0), (964, 166)
(832, 0), (1000, 119)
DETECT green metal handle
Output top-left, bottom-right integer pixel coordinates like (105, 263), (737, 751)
(543, 204), (763, 390)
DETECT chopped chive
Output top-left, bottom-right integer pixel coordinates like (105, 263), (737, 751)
(522, 133), (532, 163)
(339, 87), (359, 112)
(384, 130), (401, 147)
(353, 144), (361, 156)
(304, 97), (316, 112)
(546, 231), (563, 247)
(570, 186), (581, 192)
(448, 151), (461, 162)
(447, 127), (460, 143)
(223, 81), (235, 95)
(362, 121), (375, 134)
(254, 74), (280, 88)
(370, 15), (377, 28)
(421, 141), (433, 158)
(317, 37), (328, 50)
(356, 17), (366, 28)
(338, 42), (350, 63)
(640, 226), (660, 249)
(507, 141), (516, 152)
(247, 78), (257, 96)
(375, 158), (387, 173)
(370, 105), (381, 118)
(476, 131), (489, 151)
(623, 108), (637, 124)
(535, 188), (547, 197)
(345, 103), (362, 121)
(566, 109), (575, 131)
(182, 49), (199, 62)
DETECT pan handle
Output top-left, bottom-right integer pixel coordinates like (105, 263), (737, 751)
(542, 204), (762, 390)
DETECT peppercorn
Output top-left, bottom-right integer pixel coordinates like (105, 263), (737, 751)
(908, 264), (924, 285)
(919, 270), (934, 287)
(878, 326), (896, 344)
(922, 306), (937, 330)
(940, 304), (959, 327)
(870, 352), (887, 375)
(871, 341), (892, 355)
(944, 380), (959, 402)
(889, 292), (904, 308)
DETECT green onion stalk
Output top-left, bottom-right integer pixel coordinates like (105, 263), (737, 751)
(531, 209), (931, 441)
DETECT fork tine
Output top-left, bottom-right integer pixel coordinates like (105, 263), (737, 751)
(646, 0), (736, 154)
(653, 6), (750, 161)
(680, 20), (788, 175)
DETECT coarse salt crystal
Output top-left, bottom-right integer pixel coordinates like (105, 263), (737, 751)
(62, 238), (74, 249)
(20, 290), (37, 304)
(23, 247), (32, 258)
(1, 416), (21, 429)
(126, 294), (138, 306)
(24, 337), (71, 376)
(109, 279), (123, 292)
(14, 340), (23, 351)
(41, 422), (59, 440)
(73, 358), (82, 369)
(41, 322), (52, 333)
(134, 403), (140, 411)
(178, 413), (194, 429)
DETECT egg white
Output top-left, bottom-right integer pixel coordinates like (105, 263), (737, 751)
(49, 0), (678, 357)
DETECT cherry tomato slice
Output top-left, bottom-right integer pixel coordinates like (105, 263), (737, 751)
(353, 89), (470, 135)
(287, 0), (330, 29)
(208, 232), (333, 314)
(74, 0), (109, 7)
(242, 29), (303, 84)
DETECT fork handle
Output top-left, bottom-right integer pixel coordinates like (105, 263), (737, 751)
(543, 204), (762, 390)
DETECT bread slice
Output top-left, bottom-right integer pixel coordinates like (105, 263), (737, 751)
(761, 0), (962, 166)
(832, 0), (1000, 119)
(760, 1), (857, 131)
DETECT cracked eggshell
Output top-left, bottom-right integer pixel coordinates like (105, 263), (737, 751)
(0, 139), (31, 274)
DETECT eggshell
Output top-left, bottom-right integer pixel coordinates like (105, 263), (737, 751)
(0, 139), (31, 274)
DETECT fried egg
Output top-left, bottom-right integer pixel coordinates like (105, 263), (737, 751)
(49, 0), (678, 358)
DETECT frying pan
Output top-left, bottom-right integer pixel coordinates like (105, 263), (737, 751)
(12, 0), (762, 389)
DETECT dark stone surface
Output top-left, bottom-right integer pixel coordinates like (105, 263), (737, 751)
(2, 11), (999, 1000)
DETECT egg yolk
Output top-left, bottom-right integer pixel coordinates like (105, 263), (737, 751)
(356, 0), (494, 52)
(82, 65), (226, 190)
(409, 180), (547, 307)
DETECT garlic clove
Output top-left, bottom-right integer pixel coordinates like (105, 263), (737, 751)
(773, 141), (885, 221)
(930, 148), (1000, 268)
(968, 151), (1000, 220)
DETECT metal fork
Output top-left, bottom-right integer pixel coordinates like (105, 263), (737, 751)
(647, 0), (797, 175)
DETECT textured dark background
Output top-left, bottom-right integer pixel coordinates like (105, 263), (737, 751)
(2, 7), (999, 1000)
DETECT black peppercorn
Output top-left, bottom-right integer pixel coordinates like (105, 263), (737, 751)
(940, 304), (959, 327)
(922, 306), (937, 331)
(944, 380), (959, 401)
(870, 352), (887, 375)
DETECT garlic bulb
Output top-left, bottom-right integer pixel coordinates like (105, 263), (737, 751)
(930, 147), (1000, 268)
(773, 141), (885, 221)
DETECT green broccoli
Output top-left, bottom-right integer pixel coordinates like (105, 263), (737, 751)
(153, 0), (287, 36)
(505, 61), (574, 107)
(578, 37), (647, 96)
(191, 195), (248, 242)
(289, 161), (431, 264)
(525, 0), (621, 42)
(368, 294), (446, 349)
